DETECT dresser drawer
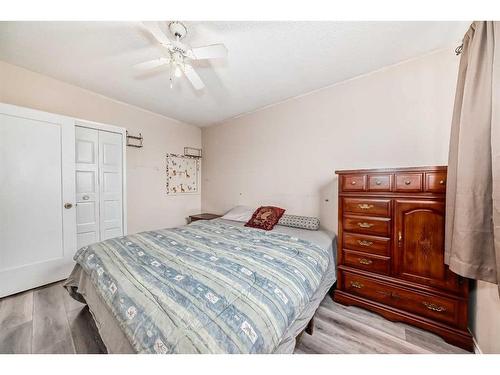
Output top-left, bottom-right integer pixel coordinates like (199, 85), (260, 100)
(425, 172), (447, 193)
(343, 272), (459, 326)
(343, 232), (390, 256)
(395, 173), (423, 192)
(343, 215), (391, 236)
(367, 174), (392, 192)
(341, 174), (366, 191)
(343, 250), (390, 275)
(343, 198), (390, 216)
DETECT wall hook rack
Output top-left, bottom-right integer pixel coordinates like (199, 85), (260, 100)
(126, 131), (143, 148)
(184, 146), (202, 158)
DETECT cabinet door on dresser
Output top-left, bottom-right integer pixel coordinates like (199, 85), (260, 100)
(394, 200), (462, 293)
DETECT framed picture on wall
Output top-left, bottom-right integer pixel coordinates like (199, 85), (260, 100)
(166, 153), (200, 195)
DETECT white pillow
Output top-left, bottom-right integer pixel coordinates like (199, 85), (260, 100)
(221, 206), (255, 222)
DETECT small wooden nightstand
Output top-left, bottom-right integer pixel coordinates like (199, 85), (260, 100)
(188, 213), (222, 223)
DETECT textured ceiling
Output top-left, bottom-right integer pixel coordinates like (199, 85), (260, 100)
(0, 21), (470, 127)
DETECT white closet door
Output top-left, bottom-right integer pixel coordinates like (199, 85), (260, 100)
(99, 130), (123, 240)
(0, 103), (76, 298)
(75, 126), (100, 249)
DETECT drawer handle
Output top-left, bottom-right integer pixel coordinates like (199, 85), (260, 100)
(357, 204), (374, 210)
(349, 281), (364, 289)
(376, 290), (401, 299)
(358, 258), (373, 265)
(391, 292), (401, 300)
(351, 180), (357, 185)
(423, 301), (446, 312)
(404, 180), (411, 185)
(358, 222), (374, 228)
(439, 179), (445, 185)
(357, 240), (373, 247)
(375, 180), (382, 185)
(376, 290), (391, 297)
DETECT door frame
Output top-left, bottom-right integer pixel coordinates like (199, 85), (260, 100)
(74, 118), (127, 236)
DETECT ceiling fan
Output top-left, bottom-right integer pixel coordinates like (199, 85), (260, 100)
(134, 21), (228, 90)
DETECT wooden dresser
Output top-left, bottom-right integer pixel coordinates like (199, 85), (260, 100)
(333, 166), (473, 351)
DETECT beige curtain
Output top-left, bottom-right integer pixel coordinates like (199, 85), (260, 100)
(445, 21), (500, 293)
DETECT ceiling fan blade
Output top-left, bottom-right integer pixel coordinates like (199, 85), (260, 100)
(181, 64), (205, 90)
(133, 57), (170, 70)
(188, 44), (228, 60)
(142, 21), (172, 46)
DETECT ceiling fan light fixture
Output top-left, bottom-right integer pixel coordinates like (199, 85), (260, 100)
(137, 21), (228, 91)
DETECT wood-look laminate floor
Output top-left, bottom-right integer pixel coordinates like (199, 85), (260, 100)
(0, 281), (469, 354)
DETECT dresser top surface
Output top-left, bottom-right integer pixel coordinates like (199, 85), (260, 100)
(335, 166), (447, 175)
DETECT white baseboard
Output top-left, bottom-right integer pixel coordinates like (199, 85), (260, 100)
(473, 336), (483, 354)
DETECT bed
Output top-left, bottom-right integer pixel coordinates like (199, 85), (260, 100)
(64, 218), (336, 353)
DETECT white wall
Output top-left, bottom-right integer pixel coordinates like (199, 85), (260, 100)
(202, 49), (456, 231)
(0, 60), (201, 234)
(201, 48), (500, 353)
(470, 281), (500, 353)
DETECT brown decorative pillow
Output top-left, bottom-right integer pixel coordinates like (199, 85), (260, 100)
(245, 206), (286, 231)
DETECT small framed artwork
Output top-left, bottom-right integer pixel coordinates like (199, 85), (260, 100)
(166, 154), (200, 195)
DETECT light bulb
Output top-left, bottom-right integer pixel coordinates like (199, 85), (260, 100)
(174, 65), (182, 78)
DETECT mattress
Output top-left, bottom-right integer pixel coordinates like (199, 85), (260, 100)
(64, 219), (336, 354)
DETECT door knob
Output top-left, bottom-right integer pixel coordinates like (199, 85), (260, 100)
(64, 203), (73, 209)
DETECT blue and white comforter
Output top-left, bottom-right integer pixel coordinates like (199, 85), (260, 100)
(72, 219), (331, 353)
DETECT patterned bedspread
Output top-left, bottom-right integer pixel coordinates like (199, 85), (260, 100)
(72, 219), (331, 353)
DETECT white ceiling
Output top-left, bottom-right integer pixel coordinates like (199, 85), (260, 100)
(0, 21), (470, 127)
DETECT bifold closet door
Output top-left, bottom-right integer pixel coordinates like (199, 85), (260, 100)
(75, 126), (100, 249)
(98, 130), (123, 241)
(75, 126), (123, 248)
(0, 103), (76, 298)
